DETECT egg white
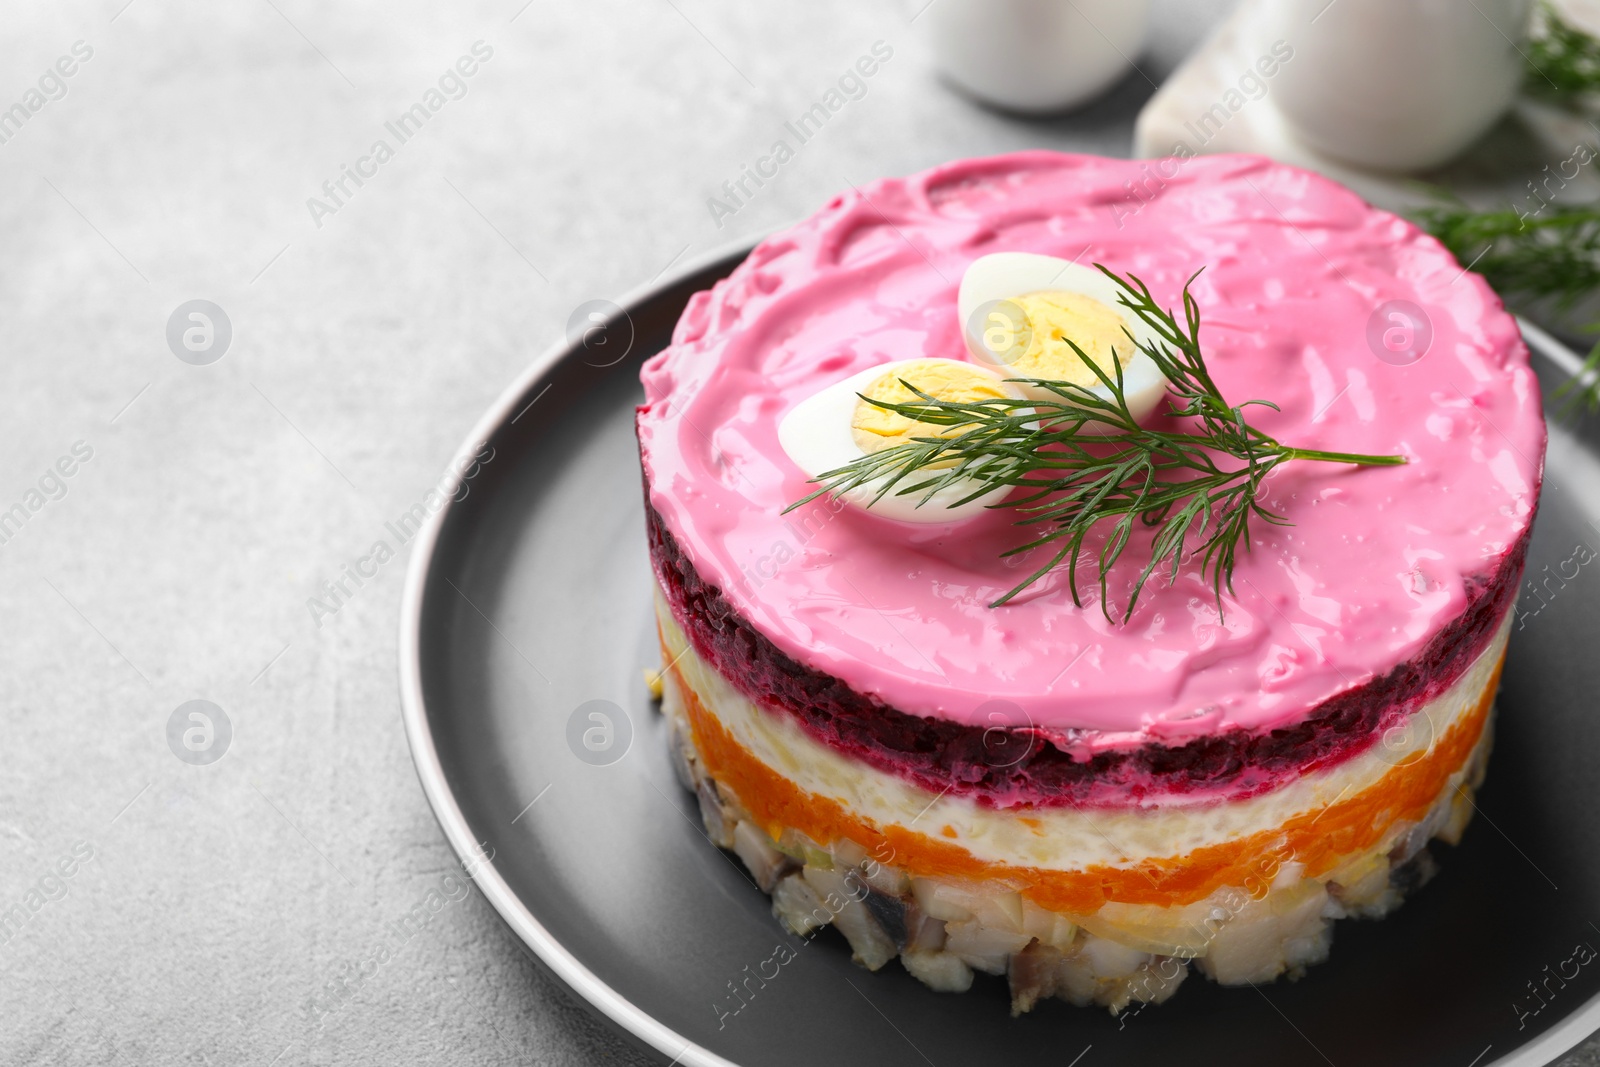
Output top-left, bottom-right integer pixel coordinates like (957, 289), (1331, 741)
(777, 358), (1026, 524)
(957, 252), (1169, 425)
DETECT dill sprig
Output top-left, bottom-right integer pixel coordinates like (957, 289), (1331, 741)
(1414, 194), (1600, 413)
(1414, 197), (1600, 309)
(786, 267), (1406, 621)
(1527, 1), (1600, 97)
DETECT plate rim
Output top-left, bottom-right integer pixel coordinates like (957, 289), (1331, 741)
(397, 238), (1600, 1067)
(399, 238), (757, 1067)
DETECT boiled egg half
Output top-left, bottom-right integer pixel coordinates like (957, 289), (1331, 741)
(778, 358), (1028, 524)
(958, 253), (1168, 423)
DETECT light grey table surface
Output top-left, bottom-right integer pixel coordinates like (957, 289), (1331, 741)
(1, 1), (1595, 1065)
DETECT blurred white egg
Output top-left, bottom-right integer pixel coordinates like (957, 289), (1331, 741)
(778, 358), (1027, 524)
(957, 253), (1168, 424)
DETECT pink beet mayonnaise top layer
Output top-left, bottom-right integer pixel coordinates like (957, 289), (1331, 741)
(637, 152), (1544, 758)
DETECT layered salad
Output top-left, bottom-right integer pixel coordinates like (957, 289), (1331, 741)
(636, 152), (1544, 1014)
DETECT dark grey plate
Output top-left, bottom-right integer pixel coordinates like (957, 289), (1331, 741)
(400, 245), (1600, 1067)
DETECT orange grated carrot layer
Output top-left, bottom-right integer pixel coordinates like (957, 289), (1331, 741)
(667, 649), (1501, 913)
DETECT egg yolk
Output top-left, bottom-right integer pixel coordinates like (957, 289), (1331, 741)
(850, 360), (1011, 456)
(989, 290), (1132, 384)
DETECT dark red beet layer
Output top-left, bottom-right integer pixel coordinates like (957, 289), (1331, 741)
(647, 497), (1525, 810)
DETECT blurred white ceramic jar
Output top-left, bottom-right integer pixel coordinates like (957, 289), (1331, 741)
(1261, 0), (1532, 172)
(928, 0), (1153, 113)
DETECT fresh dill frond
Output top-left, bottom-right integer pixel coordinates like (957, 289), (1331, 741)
(785, 267), (1406, 621)
(1527, 1), (1600, 97)
(1414, 195), (1600, 413)
(1414, 197), (1600, 309)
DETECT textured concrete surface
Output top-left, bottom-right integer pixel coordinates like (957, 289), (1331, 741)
(0, 1), (1595, 1064)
